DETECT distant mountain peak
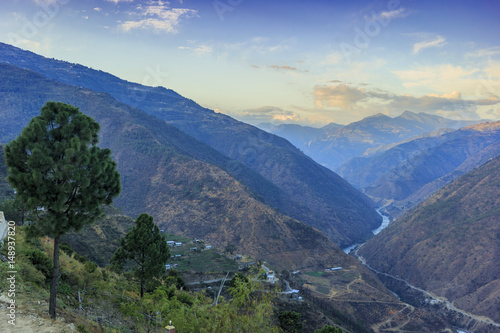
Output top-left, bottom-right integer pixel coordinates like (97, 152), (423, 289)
(369, 112), (390, 119)
(400, 110), (418, 119)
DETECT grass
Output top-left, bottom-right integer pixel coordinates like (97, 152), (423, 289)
(305, 271), (327, 278)
(174, 249), (238, 272)
(316, 285), (331, 295)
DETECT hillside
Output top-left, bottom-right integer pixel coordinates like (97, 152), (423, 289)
(0, 63), (460, 332)
(0, 42), (381, 247)
(359, 155), (500, 324)
(339, 122), (500, 218)
(0, 63), (348, 269)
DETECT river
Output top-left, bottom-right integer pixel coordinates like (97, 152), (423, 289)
(343, 207), (390, 254)
(345, 208), (500, 332)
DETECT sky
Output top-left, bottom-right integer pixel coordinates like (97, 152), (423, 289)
(1, 0), (500, 126)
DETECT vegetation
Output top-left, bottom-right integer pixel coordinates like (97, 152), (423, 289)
(314, 325), (344, 333)
(0, 225), (282, 332)
(4, 102), (121, 319)
(277, 311), (302, 333)
(360, 155), (500, 323)
(111, 213), (170, 298)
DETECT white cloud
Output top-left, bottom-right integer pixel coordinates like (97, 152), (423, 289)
(313, 84), (367, 109)
(413, 35), (446, 54)
(104, 0), (134, 3)
(379, 8), (408, 20)
(178, 43), (212, 55)
(119, 3), (198, 34)
(312, 82), (500, 120)
(227, 106), (302, 125)
(321, 52), (343, 65)
(393, 64), (480, 93)
(466, 46), (500, 58)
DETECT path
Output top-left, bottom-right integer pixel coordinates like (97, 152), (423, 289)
(355, 249), (500, 329)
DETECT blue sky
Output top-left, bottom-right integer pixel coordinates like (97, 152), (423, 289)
(1, 0), (500, 126)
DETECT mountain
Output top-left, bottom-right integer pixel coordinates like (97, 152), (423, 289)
(0, 47), (463, 332)
(259, 111), (481, 171)
(0, 42), (381, 247)
(0, 63), (349, 270)
(359, 155), (500, 326)
(338, 122), (500, 218)
(257, 122), (343, 151)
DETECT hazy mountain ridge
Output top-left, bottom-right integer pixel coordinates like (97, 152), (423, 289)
(359, 155), (500, 323)
(338, 121), (500, 218)
(0, 42), (381, 247)
(259, 110), (482, 171)
(257, 122), (343, 150)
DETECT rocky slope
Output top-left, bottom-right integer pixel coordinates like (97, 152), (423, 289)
(359, 155), (500, 324)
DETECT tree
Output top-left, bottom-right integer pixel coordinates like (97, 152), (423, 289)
(4, 101), (121, 319)
(111, 213), (170, 297)
(314, 325), (345, 333)
(277, 311), (302, 333)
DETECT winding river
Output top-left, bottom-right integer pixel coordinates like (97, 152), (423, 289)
(343, 207), (390, 254)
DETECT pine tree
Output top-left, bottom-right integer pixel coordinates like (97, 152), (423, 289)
(4, 101), (121, 319)
(111, 213), (170, 297)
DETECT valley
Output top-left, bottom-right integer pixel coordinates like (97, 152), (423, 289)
(0, 40), (498, 333)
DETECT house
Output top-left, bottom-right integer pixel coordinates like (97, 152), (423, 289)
(267, 271), (277, 283)
(167, 241), (175, 247)
(325, 267), (342, 272)
(205, 245), (212, 250)
(175, 242), (182, 247)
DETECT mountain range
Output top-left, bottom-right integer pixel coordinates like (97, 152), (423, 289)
(359, 155), (500, 328)
(260, 111), (481, 171)
(338, 121), (500, 218)
(1, 42), (496, 331)
(0, 63), (344, 271)
(0, 42), (380, 248)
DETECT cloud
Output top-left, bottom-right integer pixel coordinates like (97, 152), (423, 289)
(312, 83), (500, 119)
(178, 44), (212, 55)
(466, 46), (500, 58)
(222, 37), (296, 57)
(119, 2), (198, 34)
(313, 84), (367, 108)
(269, 65), (297, 71)
(321, 52), (343, 65)
(393, 64), (481, 92)
(104, 0), (134, 3)
(266, 64), (308, 73)
(413, 35), (446, 54)
(228, 106), (301, 125)
(379, 8), (408, 20)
